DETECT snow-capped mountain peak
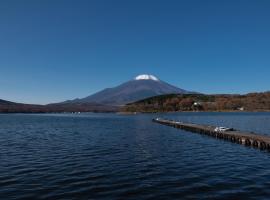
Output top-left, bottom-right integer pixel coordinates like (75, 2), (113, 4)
(135, 74), (159, 81)
(65, 74), (192, 105)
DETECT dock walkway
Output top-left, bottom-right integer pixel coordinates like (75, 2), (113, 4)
(153, 118), (270, 151)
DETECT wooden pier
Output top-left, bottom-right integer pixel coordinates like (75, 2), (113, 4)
(153, 118), (270, 151)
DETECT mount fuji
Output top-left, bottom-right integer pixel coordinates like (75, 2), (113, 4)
(65, 74), (193, 106)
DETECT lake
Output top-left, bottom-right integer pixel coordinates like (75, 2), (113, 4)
(1, 112), (270, 199)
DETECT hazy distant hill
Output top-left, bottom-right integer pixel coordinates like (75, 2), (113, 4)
(0, 99), (118, 113)
(0, 99), (18, 105)
(66, 74), (192, 105)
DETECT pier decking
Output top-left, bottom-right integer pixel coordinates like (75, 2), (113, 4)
(153, 118), (270, 151)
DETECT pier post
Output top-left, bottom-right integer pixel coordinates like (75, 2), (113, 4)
(153, 118), (270, 153)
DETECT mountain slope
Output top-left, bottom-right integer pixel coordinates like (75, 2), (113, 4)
(123, 92), (270, 112)
(0, 99), (18, 105)
(0, 99), (118, 113)
(68, 74), (193, 105)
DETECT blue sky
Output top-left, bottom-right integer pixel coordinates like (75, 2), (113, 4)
(0, 0), (270, 104)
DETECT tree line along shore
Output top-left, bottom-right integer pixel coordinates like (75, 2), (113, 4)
(123, 92), (270, 113)
(1, 92), (270, 113)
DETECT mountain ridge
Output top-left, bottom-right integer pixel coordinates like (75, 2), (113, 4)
(0, 99), (118, 113)
(66, 74), (192, 105)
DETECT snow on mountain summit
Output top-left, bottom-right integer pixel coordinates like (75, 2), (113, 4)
(135, 74), (159, 81)
(65, 74), (191, 105)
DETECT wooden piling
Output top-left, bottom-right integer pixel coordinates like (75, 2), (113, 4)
(153, 118), (270, 152)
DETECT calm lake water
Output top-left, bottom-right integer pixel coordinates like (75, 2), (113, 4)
(1, 112), (270, 200)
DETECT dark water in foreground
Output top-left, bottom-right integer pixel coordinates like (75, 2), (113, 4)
(1, 112), (270, 200)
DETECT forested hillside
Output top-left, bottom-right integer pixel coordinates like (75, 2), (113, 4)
(123, 92), (270, 112)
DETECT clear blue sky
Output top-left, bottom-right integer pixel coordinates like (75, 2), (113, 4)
(0, 0), (270, 104)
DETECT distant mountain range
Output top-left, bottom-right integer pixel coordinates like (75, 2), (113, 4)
(1, 74), (270, 113)
(0, 100), (118, 113)
(64, 74), (192, 105)
(0, 74), (193, 113)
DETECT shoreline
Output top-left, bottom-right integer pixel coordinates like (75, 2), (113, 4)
(1, 110), (270, 115)
(118, 110), (270, 115)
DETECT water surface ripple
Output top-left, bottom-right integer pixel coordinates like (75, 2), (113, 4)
(1, 112), (270, 199)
